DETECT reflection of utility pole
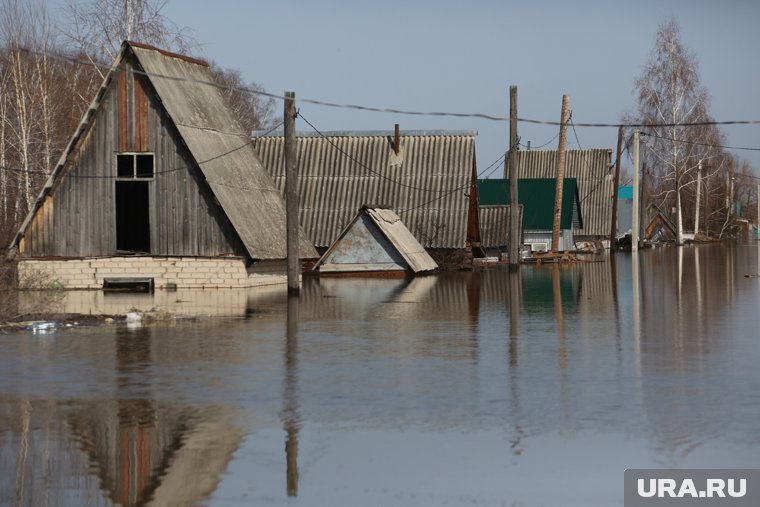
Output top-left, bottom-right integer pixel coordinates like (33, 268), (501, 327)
(508, 270), (522, 368)
(551, 266), (566, 370)
(284, 295), (300, 497)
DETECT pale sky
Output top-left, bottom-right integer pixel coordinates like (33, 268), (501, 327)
(88, 1), (760, 174)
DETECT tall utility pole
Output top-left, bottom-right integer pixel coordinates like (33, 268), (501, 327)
(551, 95), (570, 253)
(694, 159), (702, 237)
(632, 129), (640, 252)
(508, 85), (520, 267)
(284, 91), (299, 294)
(609, 126), (624, 247)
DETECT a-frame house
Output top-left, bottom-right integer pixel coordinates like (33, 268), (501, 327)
(9, 41), (316, 289)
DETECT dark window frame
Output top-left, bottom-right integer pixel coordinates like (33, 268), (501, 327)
(115, 152), (155, 180)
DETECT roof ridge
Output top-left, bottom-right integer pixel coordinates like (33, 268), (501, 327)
(126, 40), (209, 67)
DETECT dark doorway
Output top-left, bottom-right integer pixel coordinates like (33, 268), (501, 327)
(116, 181), (151, 252)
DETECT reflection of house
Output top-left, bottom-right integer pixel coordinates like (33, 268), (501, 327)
(254, 130), (484, 263)
(10, 41), (316, 290)
(314, 206), (437, 275)
(478, 178), (583, 252)
(508, 149), (613, 241)
(67, 327), (243, 506)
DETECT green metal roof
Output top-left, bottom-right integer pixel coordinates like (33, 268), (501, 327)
(477, 178), (583, 230)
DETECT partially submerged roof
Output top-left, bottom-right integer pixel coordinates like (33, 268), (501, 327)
(478, 205), (522, 248)
(314, 206), (438, 274)
(254, 131), (477, 249)
(508, 149), (612, 236)
(10, 41), (316, 260)
(477, 178), (583, 231)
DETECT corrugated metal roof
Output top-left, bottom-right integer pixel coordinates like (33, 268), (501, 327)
(508, 149), (613, 237)
(254, 133), (476, 249)
(478, 205), (523, 248)
(131, 43), (317, 260)
(478, 179), (582, 230)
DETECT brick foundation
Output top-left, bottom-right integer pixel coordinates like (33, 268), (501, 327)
(17, 256), (289, 290)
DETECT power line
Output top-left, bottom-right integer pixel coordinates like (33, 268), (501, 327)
(18, 47), (760, 129)
(0, 123), (282, 180)
(569, 116), (616, 204)
(640, 131), (760, 152)
(296, 111), (478, 195)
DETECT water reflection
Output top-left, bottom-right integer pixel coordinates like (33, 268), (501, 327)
(1, 245), (759, 506)
(283, 295), (300, 497)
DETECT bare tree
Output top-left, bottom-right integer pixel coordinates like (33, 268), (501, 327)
(1, 0), (63, 231)
(628, 18), (721, 244)
(62, 0), (197, 77)
(209, 63), (279, 133)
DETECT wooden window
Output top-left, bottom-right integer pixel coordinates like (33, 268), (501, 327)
(116, 153), (154, 179)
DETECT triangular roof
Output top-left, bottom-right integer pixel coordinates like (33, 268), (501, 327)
(10, 41), (316, 260)
(477, 178), (583, 230)
(314, 206), (438, 273)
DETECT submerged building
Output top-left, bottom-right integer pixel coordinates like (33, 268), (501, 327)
(9, 41), (316, 290)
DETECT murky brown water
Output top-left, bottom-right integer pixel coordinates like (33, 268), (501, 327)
(2, 244), (759, 506)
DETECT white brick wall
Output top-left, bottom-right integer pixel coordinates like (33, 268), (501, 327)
(17, 256), (290, 290)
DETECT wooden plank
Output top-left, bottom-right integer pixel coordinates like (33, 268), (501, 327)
(135, 75), (147, 152)
(118, 65), (128, 152)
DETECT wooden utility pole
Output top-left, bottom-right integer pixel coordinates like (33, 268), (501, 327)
(609, 126), (623, 247)
(551, 95), (570, 253)
(508, 85), (520, 266)
(284, 91), (299, 294)
(631, 129), (640, 251)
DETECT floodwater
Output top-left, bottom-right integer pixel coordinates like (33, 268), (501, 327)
(1, 244), (759, 507)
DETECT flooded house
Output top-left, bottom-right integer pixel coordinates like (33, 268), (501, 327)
(478, 178), (583, 252)
(313, 206), (438, 276)
(644, 203), (678, 243)
(8, 41), (316, 290)
(254, 129), (491, 266)
(508, 149), (613, 245)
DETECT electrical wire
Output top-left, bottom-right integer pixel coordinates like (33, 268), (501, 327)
(519, 131), (560, 150)
(17, 47), (760, 129)
(640, 131), (760, 152)
(0, 120), (285, 180)
(297, 111), (479, 195)
(569, 116), (617, 204)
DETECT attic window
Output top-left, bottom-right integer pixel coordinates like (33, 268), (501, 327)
(117, 153), (154, 178)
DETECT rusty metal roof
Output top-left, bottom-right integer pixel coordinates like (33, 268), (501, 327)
(254, 132), (477, 249)
(130, 43), (317, 259)
(508, 149), (613, 237)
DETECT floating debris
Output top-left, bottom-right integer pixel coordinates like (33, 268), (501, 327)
(27, 321), (57, 334)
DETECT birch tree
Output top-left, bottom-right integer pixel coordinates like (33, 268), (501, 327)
(63, 0), (197, 76)
(210, 64), (279, 133)
(630, 18), (719, 244)
(0, 0), (61, 227)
